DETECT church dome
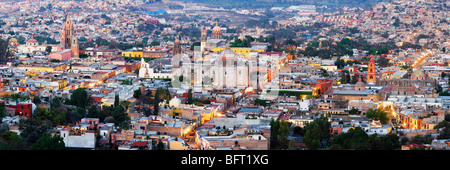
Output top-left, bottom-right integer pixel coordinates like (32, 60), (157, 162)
(26, 37), (38, 43)
(411, 69), (425, 77)
(355, 81), (365, 88)
(212, 21), (221, 32)
(354, 77), (365, 91)
(411, 69), (426, 80)
(221, 47), (236, 58)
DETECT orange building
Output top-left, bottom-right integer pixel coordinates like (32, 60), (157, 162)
(315, 78), (333, 95)
(367, 57), (376, 85)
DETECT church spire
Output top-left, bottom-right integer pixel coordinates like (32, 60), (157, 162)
(66, 12), (71, 24)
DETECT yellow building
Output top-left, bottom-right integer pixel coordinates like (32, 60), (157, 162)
(171, 107), (183, 117)
(121, 50), (144, 58)
(201, 109), (215, 125)
(17, 63), (67, 72)
(308, 63), (321, 67)
(57, 79), (68, 89)
(211, 47), (265, 55)
(168, 139), (190, 150)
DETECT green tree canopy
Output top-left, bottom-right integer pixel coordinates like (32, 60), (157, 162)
(30, 132), (65, 150)
(365, 108), (389, 124)
(303, 117), (331, 150)
(70, 88), (89, 108)
(331, 127), (368, 150)
(19, 118), (49, 143)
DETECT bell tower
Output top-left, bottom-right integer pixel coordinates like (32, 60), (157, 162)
(200, 26), (207, 52)
(367, 57), (376, 85)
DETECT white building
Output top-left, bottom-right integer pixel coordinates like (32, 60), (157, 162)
(60, 127), (96, 149)
(173, 46), (274, 92)
(17, 37), (59, 54)
(139, 58), (173, 79)
(298, 99), (311, 111)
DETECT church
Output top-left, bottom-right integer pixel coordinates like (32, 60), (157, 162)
(58, 13), (79, 59)
(168, 22), (279, 92)
(172, 44), (256, 91)
(200, 22), (227, 53)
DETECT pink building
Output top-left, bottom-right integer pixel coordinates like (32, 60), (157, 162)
(49, 49), (72, 61)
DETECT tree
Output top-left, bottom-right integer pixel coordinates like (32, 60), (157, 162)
(33, 107), (66, 127)
(365, 108), (389, 124)
(156, 139), (165, 150)
(409, 134), (433, 144)
(119, 100), (131, 111)
(0, 131), (26, 150)
(45, 46), (52, 54)
(0, 38), (10, 64)
(70, 88), (88, 108)
(382, 132), (400, 150)
(120, 79), (132, 85)
(288, 139), (295, 150)
(435, 121), (450, 139)
(87, 105), (102, 119)
(30, 132), (65, 150)
(377, 57), (391, 67)
(277, 120), (291, 150)
(112, 105), (129, 128)
(331, 127), (368, 149)
(133, 88), (142, 99)
(190, 42), (201, 51)
(114, 93), (120, 107)
(270, 119), (280, 149)
(303, 117), (331, 150)
(32, 95), (41, 104)
(349, 107), (359, 115)
(19, 118), (49, 143)
(65, 109), (82, 124)
(0, 123), (9, 135)
(104, 116), (115, 123)
(0, 104), (5, 123)
(187, 89), (193, 104)
(367, 134), (384, 150)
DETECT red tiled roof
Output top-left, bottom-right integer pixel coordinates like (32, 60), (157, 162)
(26, 38), (38, 43)
(131, 141), (148, 147)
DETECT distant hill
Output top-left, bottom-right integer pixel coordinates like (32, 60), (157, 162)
(180, 0), (389, 10)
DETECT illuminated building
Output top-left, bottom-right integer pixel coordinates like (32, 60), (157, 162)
(366, 57), (376, 85)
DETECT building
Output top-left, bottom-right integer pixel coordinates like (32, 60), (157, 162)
(60, 13), (79, 58)
(173, 37), (181, 56)
(49, 49), (72, 61)
(196, 126), (269, 150)
(200, 26), (207, 52)
(60, 126), (96, 149)
(0, 99), (36, 118)
(173, 45), (254, 91)
(366, 57), (376, 85)
(139, 58), (172, 79)
(17, 37), (59, 54)
(211, 21), (223, 39)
